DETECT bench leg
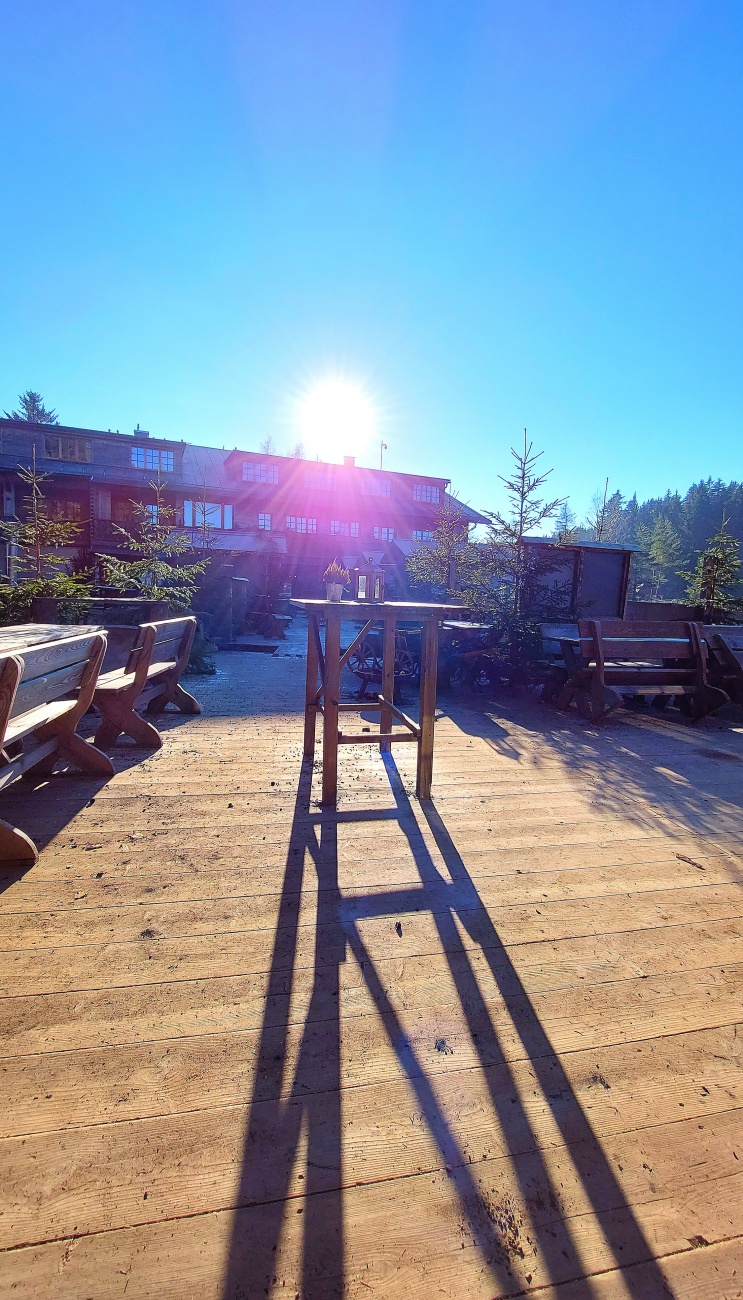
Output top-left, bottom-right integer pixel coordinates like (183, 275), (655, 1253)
(0, 817), (38, 865)
(56, 732), (115, 777)
(145, 681), (201, 715)
(95, 702), (163, 750)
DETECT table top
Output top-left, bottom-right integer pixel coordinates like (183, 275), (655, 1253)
(0, 623), (103, 654)
(291, 599), (468, 620)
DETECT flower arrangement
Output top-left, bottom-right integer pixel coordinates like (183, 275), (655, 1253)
(322, 560), (350, 601)
(322, 560), (350, 585)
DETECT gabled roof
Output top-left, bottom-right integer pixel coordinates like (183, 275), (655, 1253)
(445, 494), (489, 526)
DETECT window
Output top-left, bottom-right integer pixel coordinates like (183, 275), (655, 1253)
(43, 435), (91, 463)
(304, 468), (335, 490)
(112, 499), (133, 524)
(258, 512), (271, 530)
(373, 525), (395, 541)
(330, 520), (353, 536)
(286, 516), (316, 533)
(243, 460), (278, 484)
(131, 446), (174, 472)
(350, 522), (359, 537)
(144, 504), (160, 523)
(49, 499), (83, 522)
(413, 529), (434, 542)
(183, 500), (233, 529)
(362, 477), (391, 497)
(413, 483), (440, 503)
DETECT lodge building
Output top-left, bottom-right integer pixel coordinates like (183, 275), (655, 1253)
(0, 419), (485, 598)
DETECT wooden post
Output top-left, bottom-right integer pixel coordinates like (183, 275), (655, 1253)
(416, 617), (439, 800)
(322, 608), (342, 805)
(304, 614), (320, 757)
(380, 615), (396, 752)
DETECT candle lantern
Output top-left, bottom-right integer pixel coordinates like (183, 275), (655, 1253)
(353, 557), (385, 603)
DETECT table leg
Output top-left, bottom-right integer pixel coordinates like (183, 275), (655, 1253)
(322, 610), (341, 806)
(380, 615), (396, 752)
(304, 615), (320, 757)
(416, 617), (439, 800)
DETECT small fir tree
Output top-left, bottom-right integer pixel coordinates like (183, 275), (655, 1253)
(101, 479), (207, 609)
(681, 518), (742, 619)
(407, 432), (568, 679)
(0, 450), (84, 580)
(0, 449), (91, 621)
(405, 498), (479, 602)
(4, 390), (59, 424)
(479, 431), (566, 643)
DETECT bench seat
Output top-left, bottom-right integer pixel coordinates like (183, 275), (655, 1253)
(95, 659), (178, 695)
(93, 617), (199, 749)
(4, 698), (74, 745)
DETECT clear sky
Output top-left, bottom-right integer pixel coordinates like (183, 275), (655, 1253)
(1, 1), (741, 520)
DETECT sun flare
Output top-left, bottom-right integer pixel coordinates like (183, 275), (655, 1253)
(293, 375), (379, 462)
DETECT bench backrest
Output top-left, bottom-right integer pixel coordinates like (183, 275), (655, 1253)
(123, 622), (157, 687)
(147, 617), (197, 670)
(704, 629), (743, 676)
(704, 626), (743, 654)
(576, 619), (703, 665)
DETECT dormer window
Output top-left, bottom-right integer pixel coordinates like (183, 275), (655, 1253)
(304, 467), (335, 490)
(362, 478), (391, 497)
(43, 434), (91, 463)
(243, 460), (278, 484)
(413, 483), (440, 502)
(131, 446), (174, 472)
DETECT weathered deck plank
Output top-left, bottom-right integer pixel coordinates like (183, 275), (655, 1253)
(0, 646), (741, 1296)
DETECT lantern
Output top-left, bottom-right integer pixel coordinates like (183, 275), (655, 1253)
(353, 557), (385, 603)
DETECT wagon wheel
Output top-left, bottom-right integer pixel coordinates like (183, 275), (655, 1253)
(348, 639), (383, 677)
(394, 648), (418, 680)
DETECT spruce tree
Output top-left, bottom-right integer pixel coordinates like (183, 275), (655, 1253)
(4, 390), (59, 425)
(101, 479), (207, 609)
(681, 518), (742, 619)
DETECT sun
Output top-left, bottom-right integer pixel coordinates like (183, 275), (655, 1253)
(293, 375), (379, 462)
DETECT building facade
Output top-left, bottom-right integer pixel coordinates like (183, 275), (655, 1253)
(0, 419), (485, 599)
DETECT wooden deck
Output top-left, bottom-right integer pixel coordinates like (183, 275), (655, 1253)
(1, 639), (742, 1298)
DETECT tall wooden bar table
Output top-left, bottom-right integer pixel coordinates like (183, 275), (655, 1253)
(291, 599), (466, 805)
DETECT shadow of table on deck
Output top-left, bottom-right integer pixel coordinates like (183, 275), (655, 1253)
(221, 748), (677, 1300)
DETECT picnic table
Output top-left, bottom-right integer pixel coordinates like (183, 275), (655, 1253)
(291, 599), (466, 805)
(0, 623), (103, 653)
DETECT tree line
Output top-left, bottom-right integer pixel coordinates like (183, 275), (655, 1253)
(555, 477), (743, 607)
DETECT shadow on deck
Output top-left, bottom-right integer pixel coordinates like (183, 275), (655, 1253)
(221, 742), (679, 1299)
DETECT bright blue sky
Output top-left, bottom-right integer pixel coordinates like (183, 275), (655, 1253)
(1, 1), (741, 520)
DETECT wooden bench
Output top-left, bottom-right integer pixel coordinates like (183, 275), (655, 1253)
(93, 616), (199, 749)
(0, 631), (113, 864)
(557, 619), (729, 721)
(704, 625), (743, 706)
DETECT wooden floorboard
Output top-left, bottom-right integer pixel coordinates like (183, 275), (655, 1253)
(0, 647), (741, 1297)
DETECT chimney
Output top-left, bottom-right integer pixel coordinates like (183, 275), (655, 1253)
(344, 455), (355, 468)
(134, 424), (150, 438)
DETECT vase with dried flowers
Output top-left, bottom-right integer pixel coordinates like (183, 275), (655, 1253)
(322, 559), (350, 601)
